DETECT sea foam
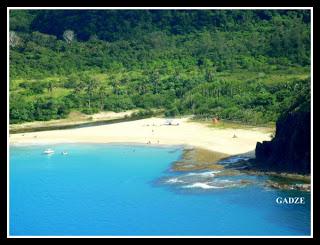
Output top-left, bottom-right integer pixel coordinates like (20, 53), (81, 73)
(166, 178), (184, 184)
(218, 156), (250, 164)
(183, 182), (222, 189)
(186, 170), (220, 178)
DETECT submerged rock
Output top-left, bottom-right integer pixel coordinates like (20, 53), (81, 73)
(172, 147), (227, 171)
(215, 169), (243, 176)
(265, 180), (310, 192)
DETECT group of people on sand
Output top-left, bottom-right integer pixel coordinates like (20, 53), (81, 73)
(144, 119), (180, 127)
(147, 140), (160, 144)
(145, 125), (160, 145)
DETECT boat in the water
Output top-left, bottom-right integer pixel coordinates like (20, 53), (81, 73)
(43, 148), (54, 154)
(61, 151), (68, 155)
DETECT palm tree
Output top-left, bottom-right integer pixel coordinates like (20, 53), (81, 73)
(150, 71), (160, 94)
(111, 80), (121, 96)
(47, 81), (53, 94)
(86, 79), (98, 109)
(98, 85), (107, 110)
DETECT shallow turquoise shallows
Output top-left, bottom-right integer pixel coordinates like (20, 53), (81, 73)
(10, 144), (310, 236)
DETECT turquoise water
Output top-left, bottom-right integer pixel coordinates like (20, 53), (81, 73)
(9, 144), (311, 236)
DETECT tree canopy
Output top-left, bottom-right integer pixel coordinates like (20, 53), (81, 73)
(9, 10), (311, 125)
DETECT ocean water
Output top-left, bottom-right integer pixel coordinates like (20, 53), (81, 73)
(9, 144), (311, 236)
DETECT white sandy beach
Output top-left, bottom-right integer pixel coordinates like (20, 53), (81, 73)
(10, 117), (272, 156)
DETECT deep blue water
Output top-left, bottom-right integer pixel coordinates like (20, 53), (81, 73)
(9, 144), (311, 236)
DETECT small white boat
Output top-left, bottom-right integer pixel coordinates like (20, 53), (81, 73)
(61, 151), (68, 155)
(43, 148), (54, 154)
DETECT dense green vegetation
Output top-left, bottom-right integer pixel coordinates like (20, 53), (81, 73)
(9, 10), (311, 125)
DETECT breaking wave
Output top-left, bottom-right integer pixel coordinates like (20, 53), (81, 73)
(186, 170), (220, 178)
(218, 156), (250, 164)
(166, 178), (184, 184)
(183, 182), (223, 189)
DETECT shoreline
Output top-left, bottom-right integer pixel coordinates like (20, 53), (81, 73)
(9, 141), (189, 151)
(10, 141), (311, 192)
(9, 117), (272, 156)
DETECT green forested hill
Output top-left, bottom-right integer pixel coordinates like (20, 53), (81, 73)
(9, 10), (311, 124)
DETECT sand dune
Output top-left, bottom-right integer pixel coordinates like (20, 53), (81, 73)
(9, 117), (272, 156)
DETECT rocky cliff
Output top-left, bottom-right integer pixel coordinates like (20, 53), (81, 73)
(255, 91), (311, 174)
